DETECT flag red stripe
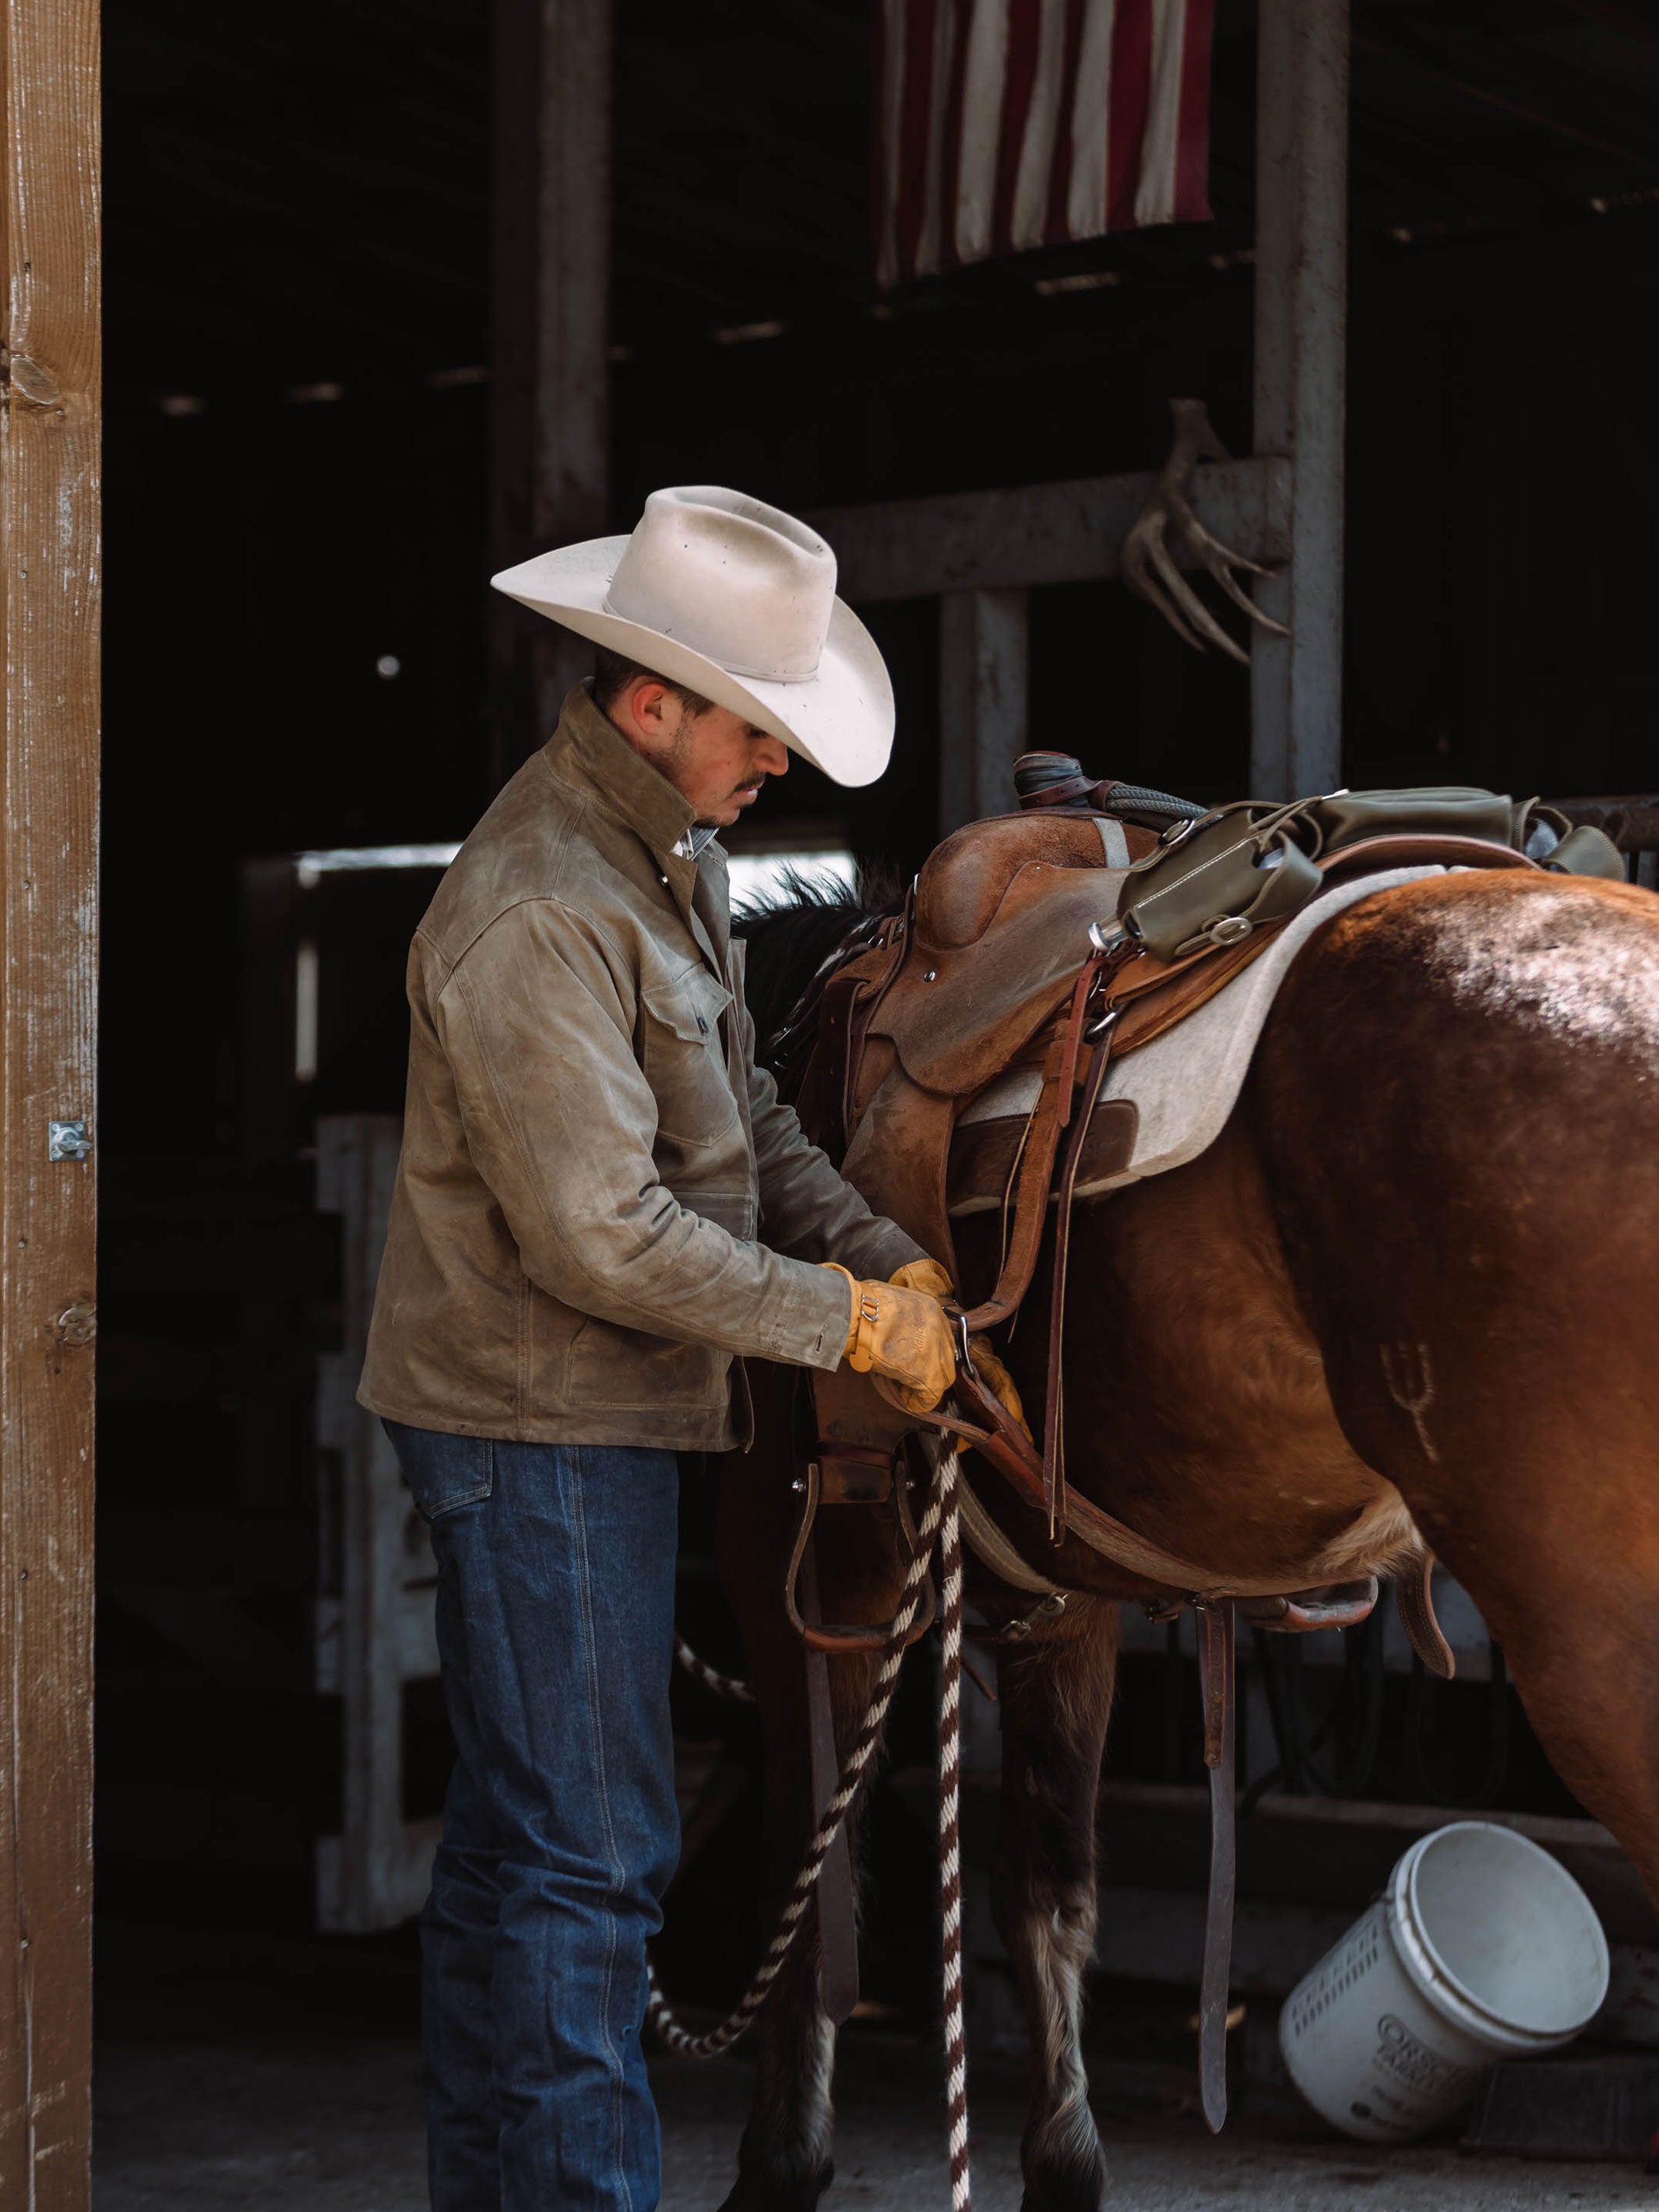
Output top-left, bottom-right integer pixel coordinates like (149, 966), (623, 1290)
(1105, 0), (1154, 229)
(990, 0), (1044, 259)
(1173, 0), (1215, 220)
(895, 0), (943, 284)
(1043, 0), (1092, 248)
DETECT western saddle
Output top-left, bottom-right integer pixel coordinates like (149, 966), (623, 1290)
(786, 759), (1615, 1617)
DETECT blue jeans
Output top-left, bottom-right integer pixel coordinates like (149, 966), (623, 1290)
(385, 1422), (682, 2212)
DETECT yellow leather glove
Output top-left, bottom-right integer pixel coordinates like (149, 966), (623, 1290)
(823, 1256), (1033, 1437)
(888, 1256), (954, 1301)
(889, 1259), (1032, 1439)
(820, 1264), (957, 1414)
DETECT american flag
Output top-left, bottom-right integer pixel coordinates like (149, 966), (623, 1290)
(874, 0), (1217, 289)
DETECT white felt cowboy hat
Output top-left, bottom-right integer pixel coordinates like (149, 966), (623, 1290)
(490, 485), (894, 787)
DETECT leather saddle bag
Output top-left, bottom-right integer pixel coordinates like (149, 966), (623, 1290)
(1118, 786), (1622, 962)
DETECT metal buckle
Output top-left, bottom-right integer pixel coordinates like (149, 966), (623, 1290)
(950, 1310), (975, 1377)
(1205, 914), (1254, 947)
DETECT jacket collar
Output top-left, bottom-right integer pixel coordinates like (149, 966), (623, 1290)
(545, 682), (699, 861)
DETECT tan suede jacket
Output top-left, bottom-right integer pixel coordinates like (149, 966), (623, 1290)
(358, 685), (924, 1450)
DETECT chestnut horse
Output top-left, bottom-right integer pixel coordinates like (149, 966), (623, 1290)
(710, 864), (1659, 2212)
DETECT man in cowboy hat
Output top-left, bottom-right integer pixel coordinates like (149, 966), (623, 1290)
(359, 486), (984, 2211)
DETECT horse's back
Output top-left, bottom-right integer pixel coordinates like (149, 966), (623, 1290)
(1255, 867), (1659, 1237)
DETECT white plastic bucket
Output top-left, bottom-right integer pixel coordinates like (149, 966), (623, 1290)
(1279, 1820), (1610, 2143)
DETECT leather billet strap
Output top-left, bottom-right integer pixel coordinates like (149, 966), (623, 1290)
(1196, 1601), (1237, 2133)
(1237, 1577), (1379, 1633)
(797, 1537), (862, 2024)
(1040, 1010), (1121, 1537)
(957, 949), (1111, 1338)
(1395, 1551), (1455, 1678)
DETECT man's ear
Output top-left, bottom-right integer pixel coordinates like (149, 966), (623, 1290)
(624, 679), (678, 740)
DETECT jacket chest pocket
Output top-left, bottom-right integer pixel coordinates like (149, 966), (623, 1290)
(640, 964), (738, 1147)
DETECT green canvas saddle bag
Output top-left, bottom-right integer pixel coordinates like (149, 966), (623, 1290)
(1116, 786), (1624, 963)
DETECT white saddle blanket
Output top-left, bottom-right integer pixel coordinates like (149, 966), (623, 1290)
(953, 865), (1443, 1210)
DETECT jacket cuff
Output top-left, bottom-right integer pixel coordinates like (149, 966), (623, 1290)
(770, 1258), (867, 1373)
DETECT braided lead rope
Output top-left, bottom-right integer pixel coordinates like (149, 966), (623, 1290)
(645, 1453), (952, 2062)
(935, 1454), (972, 2212)
(673, 1633), (756, 1704)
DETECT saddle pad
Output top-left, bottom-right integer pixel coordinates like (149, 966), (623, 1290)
(953, 865), (1443, 1211)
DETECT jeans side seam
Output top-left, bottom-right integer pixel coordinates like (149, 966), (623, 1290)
(567, 1446), (638, 2212)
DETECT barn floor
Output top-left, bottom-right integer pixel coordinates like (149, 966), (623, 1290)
(92, 1924), (1657, 2212)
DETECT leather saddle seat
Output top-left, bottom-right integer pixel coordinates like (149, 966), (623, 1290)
(912, 809), (1147, 947)
(868, 809), (1157, 1099)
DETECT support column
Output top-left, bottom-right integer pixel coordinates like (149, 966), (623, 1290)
(489, 0), (613, 791)
(0, 0), (100, 2201)
(1250, 0), (1349, 799)
(939, 588), (1030, 834)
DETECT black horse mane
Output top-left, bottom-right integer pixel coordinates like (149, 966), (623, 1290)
(732, 862), (905, 1075)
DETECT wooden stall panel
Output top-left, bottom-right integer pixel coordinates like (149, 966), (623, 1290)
(0, 0), (100, 2203)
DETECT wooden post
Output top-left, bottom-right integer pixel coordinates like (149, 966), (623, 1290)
(0, 0), (100, 2202)
(1250, 0), (1349, 799)
(489, 0), (613, 790)
(939, 588), (1029, 834)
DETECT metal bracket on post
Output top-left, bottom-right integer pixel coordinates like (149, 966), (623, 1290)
(48, 1119), (92, 1161)
(1250, 0), (1350, 801)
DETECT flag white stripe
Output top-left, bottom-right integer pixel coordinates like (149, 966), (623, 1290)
(1066, 0), (1117, 241)
(1134, 0), (1186, 226)
(1010, 0), (1070, 251)
(955, 0), (1008, 266)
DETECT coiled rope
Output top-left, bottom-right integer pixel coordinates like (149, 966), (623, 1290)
(650, 1446), (973, 2212)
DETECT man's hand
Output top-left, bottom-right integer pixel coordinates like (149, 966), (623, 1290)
(888, 1256), (953, 1301)
(889, 1259), (1031, 1439)
(821, 1265), (956, 1414)
(822, 1258), (1033, 1436)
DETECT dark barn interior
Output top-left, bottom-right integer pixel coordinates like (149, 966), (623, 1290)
(91, 0), (1659, 2201)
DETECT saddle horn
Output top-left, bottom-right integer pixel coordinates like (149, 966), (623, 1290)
(1014, 751), (1208, 832)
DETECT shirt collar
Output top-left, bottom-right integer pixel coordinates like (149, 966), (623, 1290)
(673, 822), (722, 863)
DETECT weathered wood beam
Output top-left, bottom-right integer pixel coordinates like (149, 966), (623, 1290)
(1250, 0), (1349, 799)
(488, 0), (613, 786)
(0, 0), (100, 2200)
(939, 590), (1029, 833)
(811, 456), (1290, 606)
